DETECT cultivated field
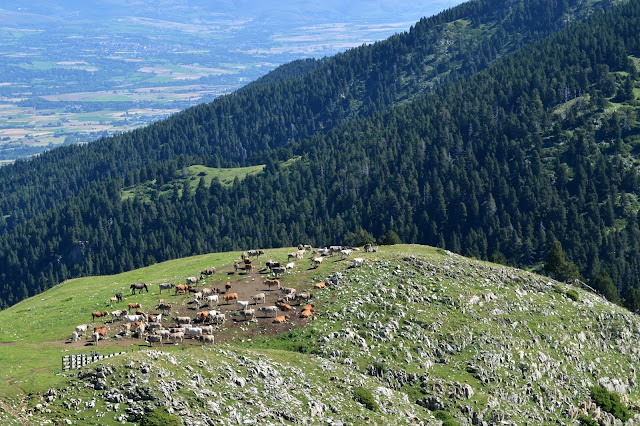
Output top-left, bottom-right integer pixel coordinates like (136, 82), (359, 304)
(0, 2), (447, 162)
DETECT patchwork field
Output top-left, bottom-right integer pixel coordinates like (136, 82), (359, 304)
(0, 1), (460, 163)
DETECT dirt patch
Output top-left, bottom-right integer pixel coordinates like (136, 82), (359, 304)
(57, 257), (326, 348)
(1, 378), (29, 422)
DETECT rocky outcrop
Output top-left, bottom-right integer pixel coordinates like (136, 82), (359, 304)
(27, 251), (640, 424)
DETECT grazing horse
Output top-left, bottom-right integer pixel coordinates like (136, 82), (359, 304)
(271, 266), (286, 278)
(264, 279), (280, 290)
(110, 292), (124, 307)
(92, 311), (109, 323)
(196, 310), (210, 322)
(175, 284), (190, 295)
(201, 267), (216, 276)
(223, 293), (238, 304)
(266, 259), (281, 269)
(186, 276), (202, 285)
(158, 283), (175, 294)
(248, 249), (264, 259)
(157, 303), (172, 314)
(130, 283), (148, 294)
(93, 326), (108, 338)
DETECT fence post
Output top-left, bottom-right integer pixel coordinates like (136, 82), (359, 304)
(61, 351), (131, 370)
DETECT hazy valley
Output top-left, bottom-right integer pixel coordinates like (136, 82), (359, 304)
(0, 0), (461, 163)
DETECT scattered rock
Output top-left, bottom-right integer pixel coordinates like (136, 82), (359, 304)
(309, 400), (326, 417)
(417, 396), (445, 411)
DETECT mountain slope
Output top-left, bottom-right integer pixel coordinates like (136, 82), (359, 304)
(0, 0), (616, 231)
(0, 0), (636, 309)
(1, 0), (639, 310)
(0, 245), (638, 424)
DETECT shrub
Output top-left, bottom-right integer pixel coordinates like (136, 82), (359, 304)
(578, 414), (599, 426)
(380, 230), (402, 245)
(345, 228), (375, 247)
(434, 410), (460, 426)
(369, 360), (388, 377)
(139, 407), (180, 426)
(590, 385), (631, 421)
(292, 342), (313, 354)
(490, 252), (508, 265)
(353, 386), (378, 411)
(592, 273), (621, 304)
(566, 289), (579, 301)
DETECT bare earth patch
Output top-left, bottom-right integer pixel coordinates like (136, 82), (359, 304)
(52, 257), (322, 349)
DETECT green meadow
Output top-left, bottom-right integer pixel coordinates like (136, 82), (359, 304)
(121, 164), (267, 202)
(1, 244), (639, 424)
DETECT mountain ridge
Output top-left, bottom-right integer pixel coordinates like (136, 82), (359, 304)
(0, 244), (638, 424)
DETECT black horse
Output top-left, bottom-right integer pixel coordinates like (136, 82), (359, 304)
(130, 283), (149, 294)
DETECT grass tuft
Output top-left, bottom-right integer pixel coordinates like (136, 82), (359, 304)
(353, 386), (378, 411)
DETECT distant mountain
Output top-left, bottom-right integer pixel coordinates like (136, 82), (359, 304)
(0, 0), (636, 309)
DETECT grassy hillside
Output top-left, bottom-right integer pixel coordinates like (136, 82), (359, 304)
(121, 156), (301, 202)
(0, 245), (639, 424)
(121, 164), (267, 202)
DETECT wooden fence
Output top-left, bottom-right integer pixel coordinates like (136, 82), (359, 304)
(62, 351), (129, 371)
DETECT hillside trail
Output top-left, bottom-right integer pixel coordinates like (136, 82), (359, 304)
(0, 378), (29, 425)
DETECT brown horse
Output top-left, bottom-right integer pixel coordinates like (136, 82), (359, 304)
(92, 311), (109, 322)
(175, 284), (190, 295)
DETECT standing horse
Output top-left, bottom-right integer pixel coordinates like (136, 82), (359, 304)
(110, 292), (124, 307)
(92, 311), (109, 323)
(130, 283), (149, 294)
(158, 283), (175, 294)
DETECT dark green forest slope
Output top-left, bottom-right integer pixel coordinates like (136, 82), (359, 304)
(0, 0), (612, 229)
(0, 0), (636, 308)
